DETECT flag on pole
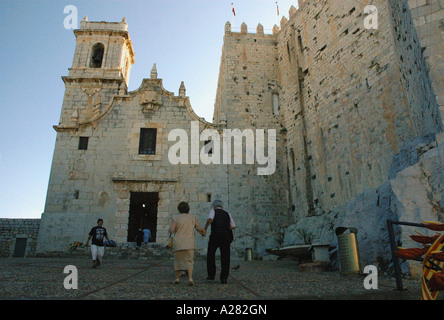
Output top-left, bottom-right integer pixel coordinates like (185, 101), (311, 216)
(276, 2), (280, 16)
(232, 3), (236, 16)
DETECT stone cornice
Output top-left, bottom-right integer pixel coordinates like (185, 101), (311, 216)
(111, 177), (178, 183)
(74, 29), (129, 38)
(61, 75), (126, 85)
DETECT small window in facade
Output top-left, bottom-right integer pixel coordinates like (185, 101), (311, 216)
(206, 193), (212, 202)
(204, 140), (213, 154)
(139, 128), (157, 155)
(74, 190), (80, 199)
(78, 137), (89, 150)
(90, 43), (105, 68)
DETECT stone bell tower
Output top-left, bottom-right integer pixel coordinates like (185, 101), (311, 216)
(58, 17), (135, 126)
(37, 18), (135, 253)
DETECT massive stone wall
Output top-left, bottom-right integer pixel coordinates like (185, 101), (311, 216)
(276, 0), (443, 272)
(277, 0), (442, 223)
(0, 219), (40, 257)
(408, 0), (444, 126)
(389, 0), (442, 135)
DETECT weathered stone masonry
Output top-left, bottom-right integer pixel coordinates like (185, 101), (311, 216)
(0, 219), (40, 257)
(278, 0), (442, 224)
(36, 0), (443, 268)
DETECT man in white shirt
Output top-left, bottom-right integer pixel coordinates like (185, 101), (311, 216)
(204, 200), (236, 284)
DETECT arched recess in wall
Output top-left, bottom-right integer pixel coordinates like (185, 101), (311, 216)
(272, 92), (279, 115)
(90, 43), (105, 68)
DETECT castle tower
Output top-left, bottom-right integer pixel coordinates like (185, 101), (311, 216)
(58, 17), (135, 126)
(213, 21), (290, 238)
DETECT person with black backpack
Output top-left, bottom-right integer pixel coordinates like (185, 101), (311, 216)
(204, 200), (236, 284)
(85, 218), (110, 268)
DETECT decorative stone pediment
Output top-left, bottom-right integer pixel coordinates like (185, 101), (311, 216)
(140, 90), (162, 112)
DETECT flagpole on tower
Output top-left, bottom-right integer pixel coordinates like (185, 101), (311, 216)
(231, 3), (236, 28)
(276, 2), (280, 25)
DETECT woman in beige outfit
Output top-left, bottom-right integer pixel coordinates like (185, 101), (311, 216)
(169, 202), (205, 286)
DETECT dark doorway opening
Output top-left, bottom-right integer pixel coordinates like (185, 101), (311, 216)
(13, 238), (27, 257)
(128, 192), (158, 242)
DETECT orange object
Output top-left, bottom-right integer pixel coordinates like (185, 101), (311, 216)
(395, 247), (428, 260)
(421, 222), (444, 232)
(410, 234), (439, 244)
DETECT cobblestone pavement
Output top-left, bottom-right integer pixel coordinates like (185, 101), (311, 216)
(0, 255), (435, 301)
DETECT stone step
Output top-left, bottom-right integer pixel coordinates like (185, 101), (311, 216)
(54, 243), (209, 260)
(106, 243), (173, 259)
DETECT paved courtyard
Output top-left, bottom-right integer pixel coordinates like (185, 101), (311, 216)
(0, 255), (429, 300)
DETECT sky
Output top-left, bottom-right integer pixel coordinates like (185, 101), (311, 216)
(0, 0), (299, 219)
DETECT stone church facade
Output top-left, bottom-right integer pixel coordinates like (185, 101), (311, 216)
(36, 0), (443, 264)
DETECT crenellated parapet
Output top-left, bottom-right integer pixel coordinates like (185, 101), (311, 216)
(223, 4), (306, 38)
(224, 20), (278, 37)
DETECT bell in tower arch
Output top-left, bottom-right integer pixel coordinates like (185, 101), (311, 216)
(90, 43), (104, 68)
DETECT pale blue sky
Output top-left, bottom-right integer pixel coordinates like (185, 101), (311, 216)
(0, 0), (298, 218)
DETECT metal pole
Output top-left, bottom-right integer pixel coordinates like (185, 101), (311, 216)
(391, 221), (424, 228)
(386, 220), (442, 290)
(386, 220), (404, 290)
